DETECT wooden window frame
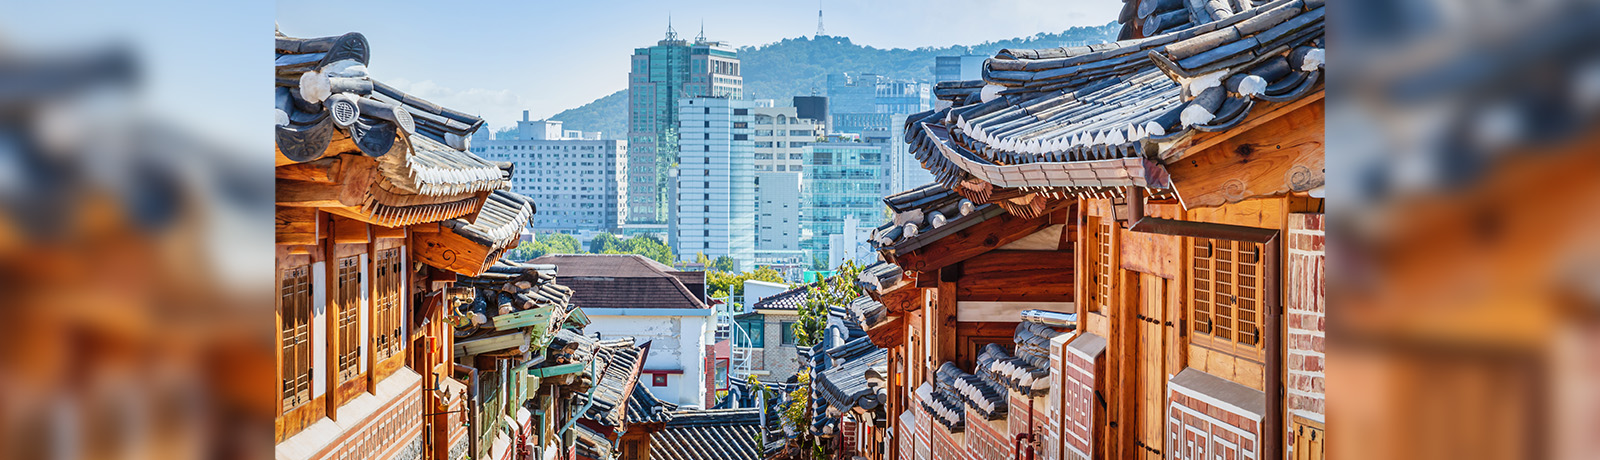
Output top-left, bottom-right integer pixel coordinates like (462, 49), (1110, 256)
(1085, 215), (1114, 314)
(372, 248), (403, 362)
(335, 256), (362, 383)
(1187, 237), (1266, 361)
(280, 264), (313, 412)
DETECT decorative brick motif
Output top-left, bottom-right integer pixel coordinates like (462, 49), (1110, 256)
(933, 423), (965, 460)
(965, 406), (1009, 460)
(1167, 370), (1264, 460)
(912, 394), (932, 460)
(1287, 213), (1326, 422)
(1063, 334), (1106, 460)
(314, 377), (424, 460)
(899, 410), (918, 460)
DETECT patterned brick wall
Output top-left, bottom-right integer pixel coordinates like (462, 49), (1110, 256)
(1062, 334), (1107, 460)
(1041, 334), (1069, 460)
(762, 318), (802, 380)
(912, 393), (932, 460)
(310, 376), (424, 460)
(932, 425), (965, 460)
(965, 407), (1009, 460)
(1287, 213), (1326, 421)
(899, 410), (918, 460)
(1167, 370), (1264, 460)
(1006, 390), (1048, 457)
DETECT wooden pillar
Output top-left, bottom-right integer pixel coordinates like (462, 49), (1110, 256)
(323, 212), (341, 422)
(935, 265), (959, 368)
(1116, 270), (1140, 460)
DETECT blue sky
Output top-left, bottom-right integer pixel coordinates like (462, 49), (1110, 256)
(274, 0), (1120, 132)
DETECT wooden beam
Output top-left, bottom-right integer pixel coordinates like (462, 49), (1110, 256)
(276, 207), (320, 245)
(372, 224), (406, 239)
(1166, 99), (1325, 209)
(1161, 91), (1325, 164)
(896, 200), (1069, 275)
(275, 156), (342, 182)
(332, 217), (370, 244)
(276, 180), (344, 207)
(957, 250), (1074, 302)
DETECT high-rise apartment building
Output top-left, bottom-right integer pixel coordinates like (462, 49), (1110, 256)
(751, 106), (824, 173)
(470, 113), (627, 234)
(755, 171), (803, 261)
(824, 73), (933, 195)
(935, 53), (987, 83)
(627, 23), (742, 225)
(799, 136), (891, 257)
(675, 97), (755, 271)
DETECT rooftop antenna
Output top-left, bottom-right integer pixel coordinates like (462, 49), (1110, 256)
(816, 1), (825, 37)
(665, 12), (679, 41)
(696, 19), (706, 43)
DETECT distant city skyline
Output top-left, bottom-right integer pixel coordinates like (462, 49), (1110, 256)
(274, 0), (1119, 133)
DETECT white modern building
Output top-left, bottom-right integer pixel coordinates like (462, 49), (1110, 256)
(675, 97), (756, 271)
(751, 106), (824, 173)
(755, 171), (804, 262)
(528, 254), (714, 407)
(470, 112), (627, 234)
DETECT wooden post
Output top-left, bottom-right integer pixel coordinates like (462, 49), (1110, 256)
(323, 212), (340, 422)
(936, 265), (959, 368)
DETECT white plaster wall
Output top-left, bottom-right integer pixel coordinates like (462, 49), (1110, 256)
(585, 314), (711, 407)
(359, 254), (369, 373)
(311, 261), (327, 397)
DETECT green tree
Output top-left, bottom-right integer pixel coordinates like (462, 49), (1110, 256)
(504, 233), (584, 261)
(706, 267), (786, 310)
(794, 260), (863, 347)
(711, 255), (738, 273)
(600, 235), (675, 265)
(538, 233), (581, 254)
(588, 232), (623, 253)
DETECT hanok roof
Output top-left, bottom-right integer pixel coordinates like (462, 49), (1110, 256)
(625, 382), (679, 424)
(906, 0), (1323, 205)
(529, 254), (709, 310)
(844, 296), (890, 332)
(451, 261), (577, 355)
(648, 409), (765, 460)
(572, 423), (613, 460)
(871, 183), (1009, 250)
(551, 330), (649, 426)
(750, 283), (811, 312)
(275, 31), (510, 226)
(986, 322), (1068, 395)
(817, 347), (889, 414)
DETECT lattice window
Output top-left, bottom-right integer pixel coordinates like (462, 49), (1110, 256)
(1190, 238), (1264, 355)
(1086, 215), (1114, 313)
(280, 265), (313, 412)
(373, 248), (404, 362)
(336, 256), (361, 382)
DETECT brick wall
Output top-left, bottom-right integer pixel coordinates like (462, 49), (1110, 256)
(1041, 334), (1066, 460)
(1167, 371), (1263, 460)
(965, 406), (1009, 460)
(912, 392), (932, 460)
(1007, 390), (1048, 457)
(899, 410), (918, 460)
(1287, 213), (1325, 421)
(932, 424), (965, 460)
(762, 317), (801, 380)
(1062, 334), (1106, 460)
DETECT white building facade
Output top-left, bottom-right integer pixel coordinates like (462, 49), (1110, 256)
(676, 97), (756, 271)
(470, 114), (627, 234)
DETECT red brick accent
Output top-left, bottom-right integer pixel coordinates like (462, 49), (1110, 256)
(1167, 385), (1262, 460)
(1063, 346), (1102, 460)
(1287, 213), (1326, 420)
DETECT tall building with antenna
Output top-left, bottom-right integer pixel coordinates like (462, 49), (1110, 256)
(626, 17), (742, 226)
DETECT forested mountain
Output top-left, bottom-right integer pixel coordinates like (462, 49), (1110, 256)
(549, 22), (1120, 138)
